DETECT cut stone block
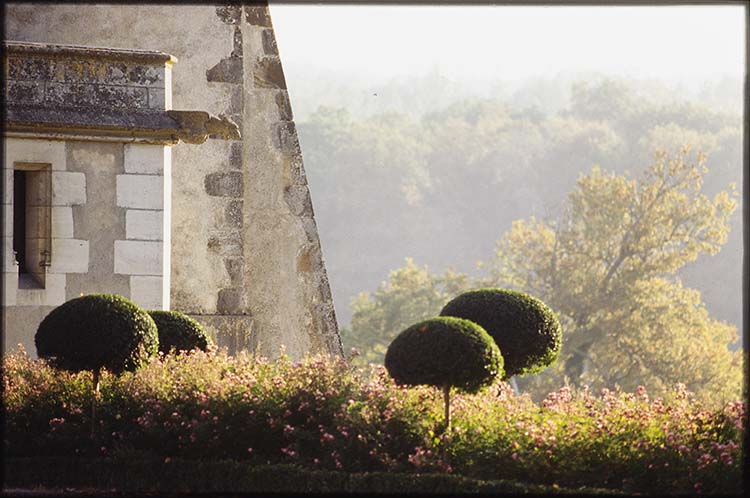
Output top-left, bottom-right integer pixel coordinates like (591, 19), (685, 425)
(116, 174), (163, 209)
(130, 275), (165, 309)
(2, 236), (18, 271)
(51, 172), (86, 206)
(4, 138), (66, 171)
(126, 209), (163, 240)
(124, 144), (166, 174)
(2, 272), (18, 306)
(47, 238), (89, 274)
(51, 207), (75, 239)
(2, 204), (12, 237)
(2, 169), (13, 205)
(114, 239), (163, 275)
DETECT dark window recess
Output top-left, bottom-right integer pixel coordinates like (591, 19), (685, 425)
(12, 170), (27, 274)
(13, 165), (52, 289)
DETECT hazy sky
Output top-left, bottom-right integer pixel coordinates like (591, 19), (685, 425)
(270, 4), (745, 88)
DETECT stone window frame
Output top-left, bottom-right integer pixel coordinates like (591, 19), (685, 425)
(3, 138), (76, 308)
(12, 161), (52, 289)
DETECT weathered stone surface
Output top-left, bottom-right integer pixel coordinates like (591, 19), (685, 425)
(224, 257), (244, 286)
(15, 273), (66, 306)
(114, 239), (163, 275)
(244, 4), (272, 27)
(6, 56), (56, 81)
(206, 56), (243, 84)
(188, 314), (255, 356)
(147, 88), (166, 110)
(124, 143), (165, 174)
(126, 209), (163, 240)
(262, 29), (277, 55)
(318, 273), (333, 302)
(45, 82), (149, 109)
(7, 55), (165, 87)
(2, 271), (18, 307)
(51, 207), (74, 238)
(253, 57), (286, 89)
(117, 174), (163, 209)
(47, 238), (89, 274)
(275, 91), (293, 121)
(130, 275), (165, 309)
(228, 142), (243, 169)
(6, 80), (44, 103)
(297, 244), (324, 275)
(225, 200), (243, 227)
(287, 154), (307, 185)
(229, 86), (243, 116)
(273, 121), (299, 153)
(283, 185), (313, 216)
(216, 5), (242, 25)
(4, 138), (66, 171)
(51, 172), (86, 206)
(205, 171), (243, 198)
(207, 230), (242, 257)
(2, 236), (17, 269)
(217, 288), (244, 314)
(232, 26), (243, 57)
(3, 305), (58, 356)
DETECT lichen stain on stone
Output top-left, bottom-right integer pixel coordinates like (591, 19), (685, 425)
(297, 247), (313, 273)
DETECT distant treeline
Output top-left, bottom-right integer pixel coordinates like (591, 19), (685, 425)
(294, 75), (743, 338)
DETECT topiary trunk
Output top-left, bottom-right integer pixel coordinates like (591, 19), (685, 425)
(443, 384), (451, 431)
(90, 367), (100, 437)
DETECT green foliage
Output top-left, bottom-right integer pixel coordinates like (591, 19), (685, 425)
(148, 310), (212, 354)
(384, 317), (503, 394)
(440, 288), (562, 378)
(35, 293), (158, 375)
(2, 350), (744, 495)
(343, 258), (470, 365)
(487, 149), (741, 404)
(299, 76), (742, 343)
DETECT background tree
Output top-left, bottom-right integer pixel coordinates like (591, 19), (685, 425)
(342, 259), (470, 365)
(299, 76), (742, 332)
(485, 149), (740, 405)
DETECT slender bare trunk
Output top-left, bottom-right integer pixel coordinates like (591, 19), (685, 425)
(91, 368), (100, 438)
(443, 384), (450, 431)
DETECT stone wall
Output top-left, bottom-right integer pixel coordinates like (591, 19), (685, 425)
(4, 2), (343, 359)
(2, 139), (169, 353)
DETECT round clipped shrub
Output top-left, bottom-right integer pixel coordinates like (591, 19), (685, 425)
(440, 288), (562, 378)
(147, 310), (212, 354)
(385, 316), (503, 394)
(35, 293), (159, 375)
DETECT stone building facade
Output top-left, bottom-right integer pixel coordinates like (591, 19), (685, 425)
(3, 2), (343, 359)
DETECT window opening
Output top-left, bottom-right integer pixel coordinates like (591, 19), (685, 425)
(13, 163), (52, 289)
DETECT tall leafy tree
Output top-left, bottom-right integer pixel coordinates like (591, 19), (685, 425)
(485, 149), (741, 405)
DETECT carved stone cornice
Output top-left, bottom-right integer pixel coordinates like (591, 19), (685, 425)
(4, 106), (240, 145)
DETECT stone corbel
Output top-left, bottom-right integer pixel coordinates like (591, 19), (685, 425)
(167, 111), (241, 144)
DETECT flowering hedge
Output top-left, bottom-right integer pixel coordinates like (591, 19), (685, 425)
(2, 347), (744, 495)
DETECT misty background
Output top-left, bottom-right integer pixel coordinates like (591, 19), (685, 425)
(269, 5), (744, 347)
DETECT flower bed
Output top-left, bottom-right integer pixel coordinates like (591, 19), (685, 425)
(2, 348), (744, 495)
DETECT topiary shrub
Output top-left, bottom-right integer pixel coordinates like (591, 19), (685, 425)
(147, 310), (212, 354)
(440, 288), (562, 379)
(385, 316), (503, 429)
(35, 293), (158, 434)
